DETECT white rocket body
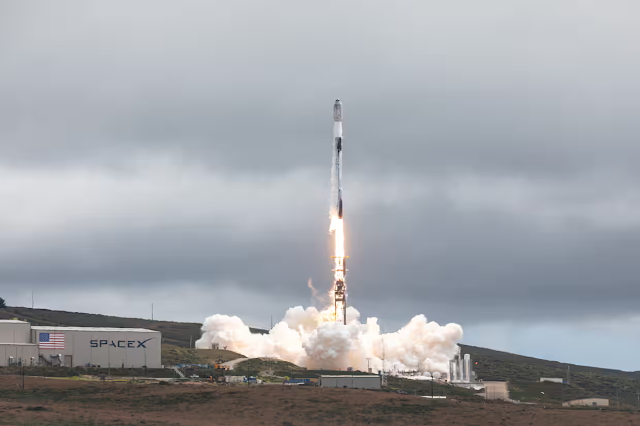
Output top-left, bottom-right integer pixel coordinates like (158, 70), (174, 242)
(333, 99), (343, 218)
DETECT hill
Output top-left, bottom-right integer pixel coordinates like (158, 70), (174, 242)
(2, 306), (640, 404)
(460, 344), (640, 381)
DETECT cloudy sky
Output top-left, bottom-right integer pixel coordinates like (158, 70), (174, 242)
(3, 0), (640, 370)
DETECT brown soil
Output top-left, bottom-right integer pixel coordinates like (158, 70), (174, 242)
(0, 375), (639, 425)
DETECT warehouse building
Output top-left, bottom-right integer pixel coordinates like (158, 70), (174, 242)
(0, 320), (161, 368)
(318, 375), (381, 389)
(0, 320), (39, 366)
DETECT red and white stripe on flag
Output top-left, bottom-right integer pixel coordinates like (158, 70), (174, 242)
(39, 332), (65, 349)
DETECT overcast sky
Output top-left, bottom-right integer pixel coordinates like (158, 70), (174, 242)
(2, 0), (640, 370)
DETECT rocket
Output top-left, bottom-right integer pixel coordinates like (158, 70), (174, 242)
(334, 99), (343, 218)
(332, 99), (348, 325)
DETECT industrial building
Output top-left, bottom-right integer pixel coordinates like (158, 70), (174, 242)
(0, 320), (38, 366)
(482, 381), (510, 400)
(562, 398), (609, 407)
(0, 320), (161, 368)
(318, 375), (381, 389)
(449, 348), (474, 383)
(539, 377), (564, 383)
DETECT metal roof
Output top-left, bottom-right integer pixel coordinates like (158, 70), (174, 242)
(319, 375), (380, 378)
(0, 343), (37, 346)
(31, 326), (158, 333)
(0, 320), (29, 324)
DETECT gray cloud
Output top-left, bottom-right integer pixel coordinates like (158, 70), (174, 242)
(2, 0), (640, 367)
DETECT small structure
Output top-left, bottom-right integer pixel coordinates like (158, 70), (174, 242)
(539, 377), (564, 383)
(563, 398), (609, 407)
(318, 375), (381, 389)
(284, 378), (316, 385)
(225, 376), (246, 384)
(483, 381), (509, 400)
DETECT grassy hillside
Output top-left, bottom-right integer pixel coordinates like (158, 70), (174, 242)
(161, 344), (245, 366)
(461, 344), (640, 381)
(461, 344), (640, 405)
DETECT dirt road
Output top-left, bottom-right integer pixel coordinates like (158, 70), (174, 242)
(220, 358), (248, 370)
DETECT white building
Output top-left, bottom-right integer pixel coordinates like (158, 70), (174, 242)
(539, 377), (564, 383)
(483, 381), (510, 400)
(0, 320), (38, 366)
(563, 398), (609, 407)
(318, 375), (381, 389)
(0, 320), (161, 368)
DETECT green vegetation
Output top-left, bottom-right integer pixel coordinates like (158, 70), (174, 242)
(463, 344), (640, 381)
(386, 375), (478, 399)
(509, 381), (580, 404)
(233, 358), (304, 375)
(0, 297), (6, 308)
(161, 344), (244, 366)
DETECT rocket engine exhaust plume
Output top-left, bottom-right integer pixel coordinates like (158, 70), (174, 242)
(196, 306), (463, 373)
(195, 99), (464, 375)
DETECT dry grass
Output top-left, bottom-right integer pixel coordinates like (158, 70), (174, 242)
(0, 375), (639, 425)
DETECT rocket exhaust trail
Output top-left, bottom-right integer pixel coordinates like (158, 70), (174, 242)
(331, 99), (347, 325)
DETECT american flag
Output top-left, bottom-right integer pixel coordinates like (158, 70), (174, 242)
(39, 332), (65, 349)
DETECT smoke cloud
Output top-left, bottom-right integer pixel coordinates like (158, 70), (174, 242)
(196, 305), (463, 373)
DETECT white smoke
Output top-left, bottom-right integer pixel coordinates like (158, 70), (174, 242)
(196, 306), (463, 373)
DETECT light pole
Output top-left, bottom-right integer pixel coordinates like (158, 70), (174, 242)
(621, 386), (629, 409)
(426, 372), (434, 398)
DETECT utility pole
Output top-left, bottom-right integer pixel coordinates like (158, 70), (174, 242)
(151, 303), (154, 321)
(381, 337), (387, 388)
(566, 365), (570, 385)
(621, 386), (629, 409)
(428, 372), (434, 398)
(270, 315), (273, 329)
(366, 358), (371, 373)
(31, 291), (34, 309)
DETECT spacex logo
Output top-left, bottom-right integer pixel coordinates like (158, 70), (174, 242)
(90, 338), (155, 348)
